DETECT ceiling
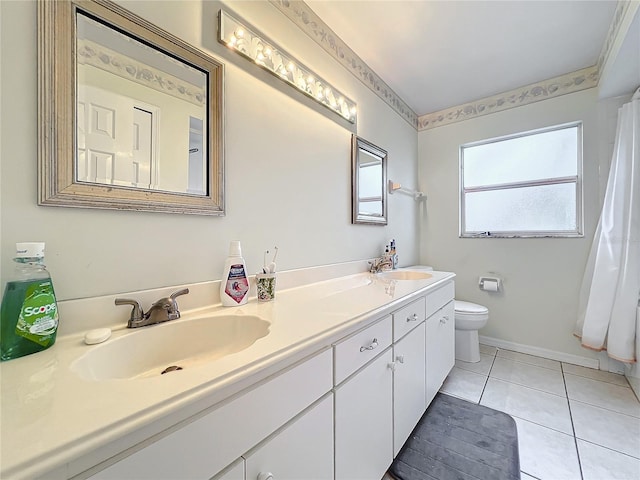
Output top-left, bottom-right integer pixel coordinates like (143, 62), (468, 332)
(306, 1), (619, 115)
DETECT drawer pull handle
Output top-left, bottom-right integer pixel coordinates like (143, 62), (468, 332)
(440, 315), (449, 324)
(388, 362), (396, 372)
(406, 313), (419, 322)
(360, 338), (379, 352)
(396, 355), (405, 364)
(258, 473), (274, 480)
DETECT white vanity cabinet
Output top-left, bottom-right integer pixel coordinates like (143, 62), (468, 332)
(334, 280), (455, 479)
(76, 277), (456, 480)
(392, 322), (426, 456)
(425, 297), (455, 405)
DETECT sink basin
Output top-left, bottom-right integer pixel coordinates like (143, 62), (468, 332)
(378, 271), (432, 281)
(72, 315), (270, 380)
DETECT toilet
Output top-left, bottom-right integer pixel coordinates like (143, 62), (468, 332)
(404, 266), (490, 363)
(454, 300), (489, 363)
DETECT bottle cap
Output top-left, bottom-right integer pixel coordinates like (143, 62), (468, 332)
(229, 240), (242, 256)
(16, 242), (45, 258)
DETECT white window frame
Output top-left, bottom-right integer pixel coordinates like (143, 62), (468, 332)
(459, 122), (584, 238)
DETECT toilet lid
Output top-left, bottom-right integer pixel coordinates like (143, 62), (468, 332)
(455, 300), (488, 314)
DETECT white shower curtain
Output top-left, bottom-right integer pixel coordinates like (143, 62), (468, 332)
(576, 91), (640, 363)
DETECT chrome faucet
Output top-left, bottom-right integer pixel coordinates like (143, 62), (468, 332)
(368, 256), (393, 274)
(115, 288), (189, 328)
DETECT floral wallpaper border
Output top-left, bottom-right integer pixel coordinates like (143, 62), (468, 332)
(417, 66), (599, 130)
(269, 0), (418, 128)
(418, 1), (634, 130)
(270, 0), (633, 131)
(595, 0), (634, 76)
(77, 39), (206, 106)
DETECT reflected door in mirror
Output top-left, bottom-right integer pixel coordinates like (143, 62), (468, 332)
(76, 11), (208, 196)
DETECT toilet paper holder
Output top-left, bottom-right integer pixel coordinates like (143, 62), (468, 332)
(479, 276), (501, 292)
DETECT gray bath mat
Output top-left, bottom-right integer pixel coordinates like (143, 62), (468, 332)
(390, 393), (520, 480)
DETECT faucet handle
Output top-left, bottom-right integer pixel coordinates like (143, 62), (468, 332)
(115, 298), (143, 323)
(170, 288), (189, 301)
(165, 288), (189, 320)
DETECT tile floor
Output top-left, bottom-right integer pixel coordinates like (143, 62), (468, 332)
(439, 345), (640, 480)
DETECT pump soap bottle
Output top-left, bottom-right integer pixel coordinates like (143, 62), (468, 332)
(220, 241), (249, 306)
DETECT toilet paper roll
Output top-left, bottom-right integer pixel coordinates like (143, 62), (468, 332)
(482, 279), (499, 292)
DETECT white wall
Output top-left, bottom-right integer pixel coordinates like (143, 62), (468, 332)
(0, 0), (419, 302)
(418, 89), (607, 361)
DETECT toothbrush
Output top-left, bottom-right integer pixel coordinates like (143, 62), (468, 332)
(263, 250), (269, 274)
(267, 246), (278, 273)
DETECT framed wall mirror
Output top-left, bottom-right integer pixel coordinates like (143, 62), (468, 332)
(351, 135), (387, 225)
(38, 0), (224, 215)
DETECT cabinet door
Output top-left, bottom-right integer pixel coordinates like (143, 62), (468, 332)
(425, 301), (455, 406)
(335, 349), (393, 480)
(393, 322), (426, 456)
(244, 395), (334, 480)
(213, 459), (245, 480)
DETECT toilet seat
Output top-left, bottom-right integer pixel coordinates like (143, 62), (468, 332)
(454, 300), (489, 322)
(455, 300), (489, 314)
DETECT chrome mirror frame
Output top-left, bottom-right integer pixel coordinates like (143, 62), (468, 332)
(351, 135), (388, 225)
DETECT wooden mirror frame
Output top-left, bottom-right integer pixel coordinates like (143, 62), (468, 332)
(38, 0), (225, 215)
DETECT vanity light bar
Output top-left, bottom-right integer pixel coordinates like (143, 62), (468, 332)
(218, 9), (357, 124)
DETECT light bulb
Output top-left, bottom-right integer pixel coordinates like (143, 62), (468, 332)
(236, 28), (244, 38)
(287, 62), (295, 72)
(257, 52), (265, 61)
(264, 47), (272, 56)
(229, 35), (237, 46)
(350, 106), (357, 115)
(338, 97), (344, 105)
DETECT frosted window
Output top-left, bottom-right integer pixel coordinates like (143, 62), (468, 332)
(359, 200), (383, 216)
(465, 183), (577, 232)
(460, 123), (582, 237)
(463, 127), (578, 187)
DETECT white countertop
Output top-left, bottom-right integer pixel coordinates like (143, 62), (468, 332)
(0, 269), (454, 479)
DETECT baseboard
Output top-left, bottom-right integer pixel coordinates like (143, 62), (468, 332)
(479, 335), (600, 369)
(625, 367), (640, 399)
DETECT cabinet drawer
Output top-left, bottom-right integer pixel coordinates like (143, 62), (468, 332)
(393, 297), (426, 341)
(334, 316), (392, 385)
(426, 281), (455, 319)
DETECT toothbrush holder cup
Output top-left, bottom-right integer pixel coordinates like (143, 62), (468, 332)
(256, 273), (277, 302)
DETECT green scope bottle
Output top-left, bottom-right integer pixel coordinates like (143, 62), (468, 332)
(1, 242), (59, 361)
